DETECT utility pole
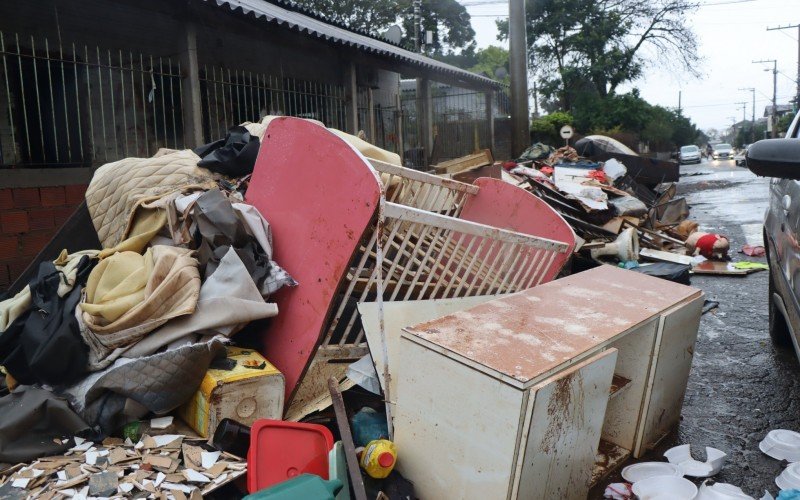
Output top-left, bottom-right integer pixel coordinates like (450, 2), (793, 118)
(735, 102), (746, 146)
(728, 116), (737, 144)
(509, 0), (530, 157)
(739, 87), (756, 143)
(413, 0), (421, 52)
(767, 24), (800, 110)
(678, 90), (682, 114)
(753, 59), (778, 138)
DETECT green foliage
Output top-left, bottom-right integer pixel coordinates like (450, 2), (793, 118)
(498, 0), (699, 111)
(777, 114), (794, 136)
(530, 111), (573, 144)
(290, 0), (475, 53)
(542, 89), (702, 151)
(468, 46), (509, 82)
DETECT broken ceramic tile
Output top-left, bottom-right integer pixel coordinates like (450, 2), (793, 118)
(664, 444), (726, 477)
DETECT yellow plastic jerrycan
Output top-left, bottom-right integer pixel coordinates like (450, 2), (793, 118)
(359, 439), (397, 479)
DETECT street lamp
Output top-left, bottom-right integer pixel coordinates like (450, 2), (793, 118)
(753, 59), (778, 138)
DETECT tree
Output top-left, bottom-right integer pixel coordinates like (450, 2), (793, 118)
(530, 111), (573, 143)
(469, 46), (509, 80)
(498, 0), (699, 110)
(290, 0), (476, 54)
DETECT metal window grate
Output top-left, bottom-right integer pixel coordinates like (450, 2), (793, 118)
(0, 31), (184, 168)
(199, 66), (348, 142)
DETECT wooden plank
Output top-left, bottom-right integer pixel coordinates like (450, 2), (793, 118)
(327, 378), (367, 500)
(433, 149), (493, 174)
(691, 260), (754, 275)
(452, 163), (502, 184)
(640, 248), (693, 265)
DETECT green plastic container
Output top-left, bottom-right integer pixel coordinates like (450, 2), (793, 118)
(244, 474), (343, 500)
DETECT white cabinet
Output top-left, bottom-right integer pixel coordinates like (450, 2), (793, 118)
(394, 265), (703, 500)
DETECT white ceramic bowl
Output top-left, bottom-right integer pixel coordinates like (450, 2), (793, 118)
(622, 462), (684, 483)
(776, 462), (800, 491)
(632, 475), (698, 500)
(760, 430), (800, 462)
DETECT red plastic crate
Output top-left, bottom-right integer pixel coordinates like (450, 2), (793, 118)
(247, 419), (334, 493)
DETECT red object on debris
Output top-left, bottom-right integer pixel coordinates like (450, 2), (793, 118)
(245, 117), (382, 405)
(247, 419), (334, 493)
(540, 166), (554, 176)
(502, 160), (517, 170)
(741, 244), (766, 257)
(696, 233), (725, 259)
(587, 169), (608, 183)
(459, 178), (576, 284)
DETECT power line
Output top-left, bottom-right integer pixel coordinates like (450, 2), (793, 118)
(697, 0), (756, 5)
(682, 94), (795, 109)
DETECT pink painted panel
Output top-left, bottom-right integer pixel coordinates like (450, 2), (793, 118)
(459, 177), (576, 283)
(245, 117), (382, 405)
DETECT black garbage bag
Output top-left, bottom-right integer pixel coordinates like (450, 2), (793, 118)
(194, 125), (260, 177)
(0, 256), (95, 387)
(630, 262), (691, 285)
(0, 387), (90, 462)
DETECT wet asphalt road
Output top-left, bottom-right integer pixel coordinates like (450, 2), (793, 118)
(593, 159), (800, 497)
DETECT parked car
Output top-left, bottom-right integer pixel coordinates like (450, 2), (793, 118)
(712, 143), (734, 160)
(679, 145), (702, 164)
(746, 110), (800, 355)
(734, 144), (750, 166)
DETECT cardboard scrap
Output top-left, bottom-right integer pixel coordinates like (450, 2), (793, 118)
(4, 430), (246, 498)
(182, 444), (204, 471)
(143, 455), (178, 473)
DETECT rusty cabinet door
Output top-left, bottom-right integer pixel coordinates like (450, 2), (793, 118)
(513, 349), (618, 500)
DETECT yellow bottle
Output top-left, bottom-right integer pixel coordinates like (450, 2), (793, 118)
(359, 439), (397, 479)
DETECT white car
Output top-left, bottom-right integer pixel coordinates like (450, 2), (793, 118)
(712, 143), (734, 160)
(679, 145), (701, 164)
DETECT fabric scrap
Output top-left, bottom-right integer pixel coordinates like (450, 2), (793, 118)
(0, 387), (90, 463)
(86, 148), (217, 249)
(63, 338), (226, 437)
(194, 126), (261, 177)
(123, 247), (278, 358)
(80, 246), (200, 367)
(192, 189), (295, 297)
(98, 208), (168, 258)
(0, 256), (95, 386)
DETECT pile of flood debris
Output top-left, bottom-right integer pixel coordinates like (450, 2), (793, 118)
(0, 118), (769, 500)
(455, 136), (768, 281)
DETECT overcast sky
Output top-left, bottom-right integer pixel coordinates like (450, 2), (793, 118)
(462, 0), (800, 131)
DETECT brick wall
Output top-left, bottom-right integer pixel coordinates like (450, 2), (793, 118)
(0, 184), (87, 289)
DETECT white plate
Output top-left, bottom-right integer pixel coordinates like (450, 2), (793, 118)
(776, 462), (800, 491)
(760, 430), (800, 462)
(632, 476), (698, 500)
(621, 462), (683, 483)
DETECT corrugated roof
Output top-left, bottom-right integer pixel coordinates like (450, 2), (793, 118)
(202, 0), (501, 89)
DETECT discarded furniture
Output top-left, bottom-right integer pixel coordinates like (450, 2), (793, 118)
(245, 117), (576, 418)
(394, 265), (703, 499)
